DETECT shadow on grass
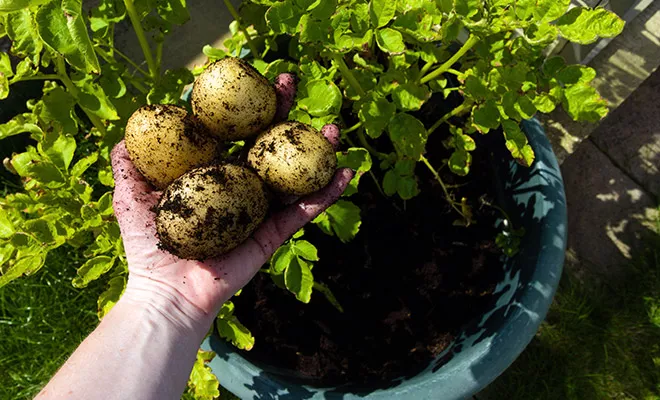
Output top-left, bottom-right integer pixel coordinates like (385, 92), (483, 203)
(483, 221), (660, 400)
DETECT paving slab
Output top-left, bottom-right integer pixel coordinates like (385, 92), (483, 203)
(541, 0), (660, 164)
(561, 139), (659, 278)
(590, 67), (660, 198)
(114, 0), (239, 72)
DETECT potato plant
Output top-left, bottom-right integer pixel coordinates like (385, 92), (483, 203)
(0, 0), (625, 396)
(209, 0), (624, 284)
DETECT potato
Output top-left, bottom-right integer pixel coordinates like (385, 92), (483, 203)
(247, 121), (337, 196)
(155, 164), (269, 260)
(191, 57), (277, 141)
(125, 104), (220, 189)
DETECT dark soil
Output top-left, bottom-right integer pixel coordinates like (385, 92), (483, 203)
(233, 117), (506, 385)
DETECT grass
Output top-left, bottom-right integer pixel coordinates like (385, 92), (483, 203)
(484, 220), (660, 399)
(0, 246), (104, 400)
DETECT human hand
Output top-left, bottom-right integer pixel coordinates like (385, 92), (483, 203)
(111, 74), (353, 328)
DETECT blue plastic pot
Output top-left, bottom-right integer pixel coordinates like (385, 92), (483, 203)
(200, 118), (567, 399)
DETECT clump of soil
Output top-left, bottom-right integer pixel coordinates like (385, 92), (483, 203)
(233, 127), (506, 385)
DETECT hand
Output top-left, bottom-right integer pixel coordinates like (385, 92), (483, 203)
(111, 74), (353, 328)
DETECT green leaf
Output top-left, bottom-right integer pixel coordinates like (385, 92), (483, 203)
(147, 68), (194, 105)
(388, 113), (427, 160)
(359, 97), (396, 138)
(37, 84), (78, 134)
(516, 94), (537, 120)
(292, 240), (319, 261)
(0, 209), (15, 239)
(70, 152), (99, 177)
(0, 113), (42, 140)
(556, 65), (596, 86)
(392, 83), (430, 111)
(369, 0), (396, 28)
(0, 254), (46, 287)
(534, 0), (570, 22)
(501, 120), (535, 167)
(556, 7), (625, 45)
(298, 79), (342, 117)
(532, 93), (556, 113)
(313, 281), (344, 312)
(188, 349), (220, 400)
(40, 132), (76, 171)
(270, 244), (295, 274)
(0, 0), (49, 12)
(266, 1), (300, 34)
(375, 28), (405, 53)
(0, 244), (16, 269)
(5, 9), (42, 64)
(472, 100), (500, 133)
(24, 218), (58, 244)
(36, 0), (101, 73)
(285, 257), (314, 303)
(449, 148), (472, 176)
(464, 75), (490, 100)
(542, 56), (566, 77)
(321, 200), (362, 242)
(97, 274), (125, 319)
(217, 305), (255, 350)
(12, 149), (66, 186)
(455, 0), (480, 18)
(202, 45), (226, 61)
(336, 147), (372, 196)
(299, 13), (331, 43)
(156, 0), (189, 25)
(71, 72), (120, 120)
(72, 255), (116, 288)
(562, 83), (608, 123)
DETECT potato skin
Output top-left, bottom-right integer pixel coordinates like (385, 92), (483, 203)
(125, 104), (220, 189)
(247, 121), (337, 196)
(155, 164), (268, 260)
(191, 57), (277, 141)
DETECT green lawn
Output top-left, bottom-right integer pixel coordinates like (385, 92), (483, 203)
(1, 226), (658, 400)
(0, 246), (102, 400)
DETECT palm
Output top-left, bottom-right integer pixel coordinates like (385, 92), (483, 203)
(111, 139), (351, 316)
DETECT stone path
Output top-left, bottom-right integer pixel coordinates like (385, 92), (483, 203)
(562, 67), (659, 279)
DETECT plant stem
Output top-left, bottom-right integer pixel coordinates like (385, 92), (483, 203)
(446, 68), (462, 76)
(427, 101), (471, 135)
(420, 155), (467, 220)
(123, 0), (159, 80)
(356, 128), (387, 160)
(223, 0), (260, 59)
(155, 40), (164, 72)
(12, 74), (60, 82)
(54, 57), (107, 135)
(331, 53), (366, 97)
(420, 34), (479, 84)
(343, 121), (362, 135)
(418, 61), (434, 81)
(101, 45), (149, 76)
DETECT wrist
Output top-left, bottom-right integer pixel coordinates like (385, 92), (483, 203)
(120, 277), (216, 338)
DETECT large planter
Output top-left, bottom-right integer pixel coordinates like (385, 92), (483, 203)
(201, 117), (567, 399)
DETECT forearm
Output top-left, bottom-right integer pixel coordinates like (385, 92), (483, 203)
(37, 280), (214, 400)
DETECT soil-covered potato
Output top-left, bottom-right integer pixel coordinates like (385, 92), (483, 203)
(125, 104), (219, 189)
(191, 57), (276, 141)
(155, 164), (268, 260)
(247, 121), (336, 196)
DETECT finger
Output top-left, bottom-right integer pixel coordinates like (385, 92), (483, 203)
(273, 73), (297, 122)
(110, 141), (161, 234)
(321, 124), (341, 150)
(208, 168), (354, 287)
